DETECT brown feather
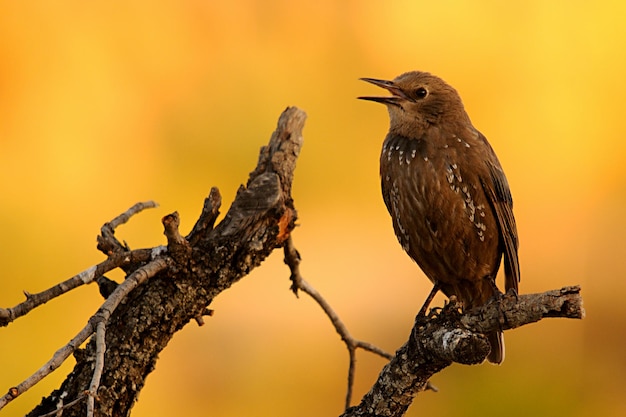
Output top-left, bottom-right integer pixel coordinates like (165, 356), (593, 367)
(363, 71), (520, 364)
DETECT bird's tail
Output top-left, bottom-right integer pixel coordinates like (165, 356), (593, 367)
(441, 277), (504, 364)
(487, 330), (504, 364)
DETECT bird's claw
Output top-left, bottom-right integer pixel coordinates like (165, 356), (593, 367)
(427, 306), (443, 319)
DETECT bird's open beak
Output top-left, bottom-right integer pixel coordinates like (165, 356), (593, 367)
(358, 78), (408, 105)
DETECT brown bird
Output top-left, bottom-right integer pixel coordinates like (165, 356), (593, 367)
(359, 71), (520, 364)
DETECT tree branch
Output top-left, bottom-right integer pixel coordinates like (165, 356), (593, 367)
(0, 248), (154, 327)
(341, 286), (584, 417)
(0, 106), (584, 417)
(284, 236), (394, 409)
(97, 201), (158, 255)
(13, 106), (306, 417)
(0, 255), (169, 412)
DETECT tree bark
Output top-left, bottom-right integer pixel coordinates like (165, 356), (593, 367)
(17, 106), (584, 417)
(341, 286), (584, 417)
(26, 106), (305, 417)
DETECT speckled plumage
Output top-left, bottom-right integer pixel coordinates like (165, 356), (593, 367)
(360, 71), (520, 364)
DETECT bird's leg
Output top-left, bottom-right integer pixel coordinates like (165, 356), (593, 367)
(486, 277), (506, 330)
(506, 286), (519, 301)
(416, 283), (440, 319)
(427, 306), (443, 319)
(410, 284), (440, 351)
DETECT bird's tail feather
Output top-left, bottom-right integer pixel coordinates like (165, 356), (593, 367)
(487, 330), (504, 364)
(441, 278), (505, 364)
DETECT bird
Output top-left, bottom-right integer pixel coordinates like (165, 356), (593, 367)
(358, 71), (520, 364)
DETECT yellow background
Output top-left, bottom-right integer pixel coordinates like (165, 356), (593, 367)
(1, 1), (624, 416)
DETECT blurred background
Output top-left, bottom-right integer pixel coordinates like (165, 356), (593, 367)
(0, 1), (624, 416)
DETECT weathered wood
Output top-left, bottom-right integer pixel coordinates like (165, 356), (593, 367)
(25, 106), (306, 417)
(341, 286), (584, 417)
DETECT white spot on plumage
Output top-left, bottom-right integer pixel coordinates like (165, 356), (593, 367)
(443, 160), (491, 241)
(477, 204), (486, 218)
(390, 181), (410, 252)
(446, 167), (454, 184)
(411, 149), (417, 159)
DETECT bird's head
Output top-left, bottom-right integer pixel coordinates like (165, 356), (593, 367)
(359, 71), (470, 137)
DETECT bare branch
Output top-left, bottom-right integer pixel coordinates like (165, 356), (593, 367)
(2, 106), (583, 417)
(37, 394), (87, 417)
(107, 201), (159, 231)
(461, 285), (585, 330)
(0, 249), (154, 327)
(162, 211), (192, 264)
(284, 236), (393, 409)
(16, 106), (306, 417)
(86, 318), (106, 417)
(341, 286), (584, 417)
(187, 187), (222, 246)
(0, 316), (94, 410)
(97, 201), (158, 255)
(0, 203), (158, 327)
(0, 256), (169, 411)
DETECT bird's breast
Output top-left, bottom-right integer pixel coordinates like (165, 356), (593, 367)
(380, 133), (500, 283)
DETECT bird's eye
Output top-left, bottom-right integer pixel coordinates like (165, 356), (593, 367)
(414, 87), (428, 99)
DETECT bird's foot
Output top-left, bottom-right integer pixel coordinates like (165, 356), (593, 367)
(441, 295), (464, 318)
(485, 289), (508, 332)
(416, 283), (440, 319)
(413, 310), (430, 327)
(427, 306), (443, 319)
(505, 287), (519, 301)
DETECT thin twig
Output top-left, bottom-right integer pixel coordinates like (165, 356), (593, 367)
(283, 236), (393, 409)
(163, 212), (192, 263)
(98, 201), (159, 255)
(298, 277), (393, 408)
(86, 318), (106, 416)
(0, 256), (169, 411)
(353, 340), (395, 361)
(187, 187), (222, 246)
(103, 201), (159, 232)
(0, 318), (94, 410)
(0, 249), (153, 327)
(1, 203), (158, 327)
(35, 393), (87, 417)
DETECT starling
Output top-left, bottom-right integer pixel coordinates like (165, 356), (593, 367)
(359, 71), (520, 364)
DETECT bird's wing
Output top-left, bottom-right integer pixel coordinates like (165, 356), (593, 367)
(482, 159), (520, 294)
